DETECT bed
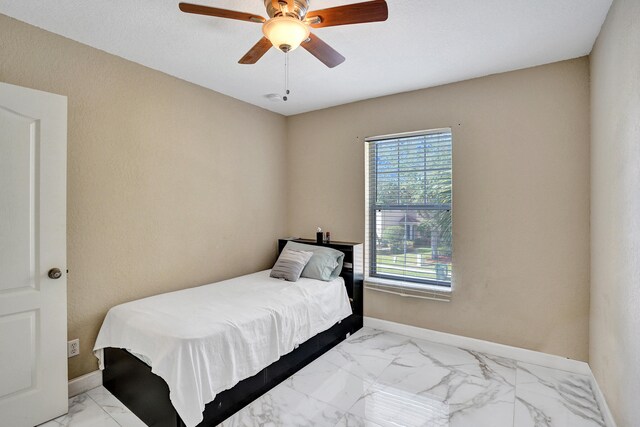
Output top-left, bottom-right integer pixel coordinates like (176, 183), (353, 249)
(96, 239), (363, 427)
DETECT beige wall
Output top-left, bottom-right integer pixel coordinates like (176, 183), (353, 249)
(590, 0), (640, 424)
(287, 58), (591, 361)
(0, 12), (595, 380)
(0, 15), (288, 379)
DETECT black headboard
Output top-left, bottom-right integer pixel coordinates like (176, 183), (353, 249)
(278, 238), (363, 318)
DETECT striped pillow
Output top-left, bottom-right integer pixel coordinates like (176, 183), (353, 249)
(270, 249), (314, 282)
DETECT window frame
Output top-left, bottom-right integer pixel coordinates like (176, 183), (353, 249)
(365, 128), (453, 290)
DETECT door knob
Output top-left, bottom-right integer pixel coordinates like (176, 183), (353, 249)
(48, 268), (62, 280)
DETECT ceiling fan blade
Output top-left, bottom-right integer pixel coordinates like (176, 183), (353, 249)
(302, 33), (345, 68)
(306, 0), (388, 28)
(239, 37), (273, 64)
(179, 3), (265, 23)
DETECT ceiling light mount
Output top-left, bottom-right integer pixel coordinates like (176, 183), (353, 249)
(264, 0), (310, 20)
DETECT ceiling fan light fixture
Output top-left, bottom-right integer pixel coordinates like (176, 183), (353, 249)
(262, 16), (310, 53)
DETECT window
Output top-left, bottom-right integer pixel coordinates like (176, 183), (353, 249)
(365, 129), (452, 290)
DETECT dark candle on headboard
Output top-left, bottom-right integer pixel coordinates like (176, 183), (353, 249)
(316, 227), (323, 244)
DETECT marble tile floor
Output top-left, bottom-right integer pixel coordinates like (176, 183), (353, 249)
(39, 327), (608, 427)
(38, 386), (146, 427)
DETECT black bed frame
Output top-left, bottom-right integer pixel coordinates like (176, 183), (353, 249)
(102, 238), (363, 427)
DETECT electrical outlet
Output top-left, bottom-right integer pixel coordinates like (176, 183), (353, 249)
(68, 339), (80, 358)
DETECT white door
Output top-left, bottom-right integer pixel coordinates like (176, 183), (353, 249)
(0, 82), (68, 426)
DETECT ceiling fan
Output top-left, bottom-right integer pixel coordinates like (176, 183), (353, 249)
(178, 0), (388, 68)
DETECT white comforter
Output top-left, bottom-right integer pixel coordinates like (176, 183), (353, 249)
(93, 270), (352, 427)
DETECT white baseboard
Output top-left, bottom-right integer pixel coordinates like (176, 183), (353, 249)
(364, 316), (591, 374)
(68, 370), (102, 397)
(364, 317), (616, 426)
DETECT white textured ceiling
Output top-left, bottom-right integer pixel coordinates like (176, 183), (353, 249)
(0, 0), (612, 116)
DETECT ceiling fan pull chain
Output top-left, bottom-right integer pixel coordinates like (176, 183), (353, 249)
(283, 52), (290, 101)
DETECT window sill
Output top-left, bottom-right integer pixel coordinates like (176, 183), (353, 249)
(364, 277), (452, 302)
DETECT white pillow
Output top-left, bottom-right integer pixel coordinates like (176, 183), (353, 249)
(270, 249), (314, 282)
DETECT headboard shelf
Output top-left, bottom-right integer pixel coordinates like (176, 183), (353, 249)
(278, 238), (364, 318)
(283, 238), (362, 246)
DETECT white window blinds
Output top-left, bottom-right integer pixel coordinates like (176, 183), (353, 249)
(365, 129), (453, 293)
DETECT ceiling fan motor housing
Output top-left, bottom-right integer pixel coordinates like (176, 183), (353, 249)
(264, 0), (310, 19)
